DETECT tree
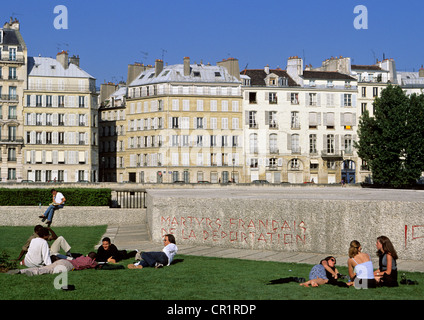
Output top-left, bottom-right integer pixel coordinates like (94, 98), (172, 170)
(355, 85), (424, 187)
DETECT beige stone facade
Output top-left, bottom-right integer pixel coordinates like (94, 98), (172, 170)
(0, 19), (27, 181)
(22, 51), (99, 182)
(116, 58), (243, 184)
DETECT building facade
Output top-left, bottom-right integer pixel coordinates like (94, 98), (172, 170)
(116, 57), (243, 183)
(22, 51), (99, 182)
(0, 18), (27, 181)
(242, 56), (361, 184)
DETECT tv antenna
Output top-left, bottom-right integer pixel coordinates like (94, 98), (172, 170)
(140, 51), (149, 64)
(161, 48), (167, 61)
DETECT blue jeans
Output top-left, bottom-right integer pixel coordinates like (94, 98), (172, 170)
(140, 252), (168, 267)
(42, 204), (64, 222)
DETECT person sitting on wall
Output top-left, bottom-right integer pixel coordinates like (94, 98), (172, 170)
(39, 189), (66, 227)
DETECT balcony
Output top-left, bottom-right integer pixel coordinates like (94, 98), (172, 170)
(0, 94), (19, 102)
(321, 151), (343, 160)
(0, 56), (25, 64)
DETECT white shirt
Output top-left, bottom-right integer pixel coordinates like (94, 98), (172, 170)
(54, 192), (65, 204)
(24, 237), (52, 268)
(162, 243), (178, 266)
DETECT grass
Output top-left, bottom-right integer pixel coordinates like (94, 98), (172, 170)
(0, 226), (423, 301)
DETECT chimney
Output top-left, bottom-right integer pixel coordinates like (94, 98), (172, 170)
(127, 63), (153, 85)
(57, 50), (69, 69)
(69, 55), (80, 67)
(184, 57), (191, 76)
(100, 83), (118, 106)
(216, 57), (240, 80)
(264, 64), (270, 74)
(419, 66), (424, 78)
(286, 56), (304, 86)
(155, 59), (164, 76)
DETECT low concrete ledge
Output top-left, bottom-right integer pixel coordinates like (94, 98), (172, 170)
(0, 206), (146, 227)
(146, 187), (424, 261)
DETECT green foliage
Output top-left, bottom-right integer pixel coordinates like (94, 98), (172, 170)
(355, 85), (424, 187)
(0, 188), (111, 206)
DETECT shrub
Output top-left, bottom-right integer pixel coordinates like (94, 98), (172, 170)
(0, 188), (111, 206)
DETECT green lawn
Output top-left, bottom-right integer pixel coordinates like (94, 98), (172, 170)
(0, 226), (423, 301)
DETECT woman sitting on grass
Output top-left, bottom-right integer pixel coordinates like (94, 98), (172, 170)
(374, 236), (399, 287)
(300, 256), (339, 287)
(347, 240), (376, 288)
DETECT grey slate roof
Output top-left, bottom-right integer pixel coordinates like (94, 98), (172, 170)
(27, 56), (95, 79)
(129, 63), (240, 87)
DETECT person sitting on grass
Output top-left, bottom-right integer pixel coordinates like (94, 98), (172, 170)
(8, 252), (98, 276)
(300, 256), (340, 287)
(16, 225), (73, 263)
(96, 237), (137, 263)
(127, 234), (178, 269)
(347, 240), (376, 289)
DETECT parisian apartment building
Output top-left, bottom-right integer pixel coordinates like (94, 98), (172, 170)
(100, 54), (414, 184)
(2, 18), (424, 184)
(1, 18), (99, 183)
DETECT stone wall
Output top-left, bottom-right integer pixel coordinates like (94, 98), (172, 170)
(0, 206), (146, 226)
(146, 188), (424, 261)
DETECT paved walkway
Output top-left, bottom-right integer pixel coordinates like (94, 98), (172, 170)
(97, 224), (424, 273)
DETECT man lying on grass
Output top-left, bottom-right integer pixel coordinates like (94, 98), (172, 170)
(128, 234), (178, 269)
(8, 252), (97, 276)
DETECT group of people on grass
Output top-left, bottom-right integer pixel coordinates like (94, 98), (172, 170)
(300, 236), (399, 288)
(7, 188), (401, 287)
(7, 224), (178, 276)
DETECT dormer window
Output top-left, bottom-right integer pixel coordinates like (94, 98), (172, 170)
(214, 72), (221, 77)
(193, 71), (201, 77)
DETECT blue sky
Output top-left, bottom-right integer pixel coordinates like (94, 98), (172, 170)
(3, 0), (424, 85)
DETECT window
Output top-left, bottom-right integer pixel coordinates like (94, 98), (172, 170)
(9, 67), (17, 80)
(250, 158), (258, 168)
(268, 111), (277, 128)
(8, 168), (16, 181)
(249, 133), (258, 153)
(309, 93), (317, 106)
(172, 117), (179, 129)
(8, 106), (17, 120)
(268, 92), (277, 104)
(373, 87), (378, 97)
(309, 134), (317, 154)
(361, 103), (367, 115)
(196, 117), (203, 129)
(8, 148), (16, 161)
(9, 48), (16, 61)
(343, 94), (352, 107)
(8, 126), (16, 141)
(291, 134), (300, 153)
(291, 111), (300, 129)
(290, 93), (299, 104)
(289, 159), (300, 170)
(46, 95), (52, 107)
(269, 134), (278, 153)
(344, 135), (353, 154)
(249, 92), (257, 104)
(58, 96), (65, 107)
(327, 134), (335, 154)
(248, 111), (257, 128)
(361, 87), (366, 97)
(79, 96), (85, 108)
